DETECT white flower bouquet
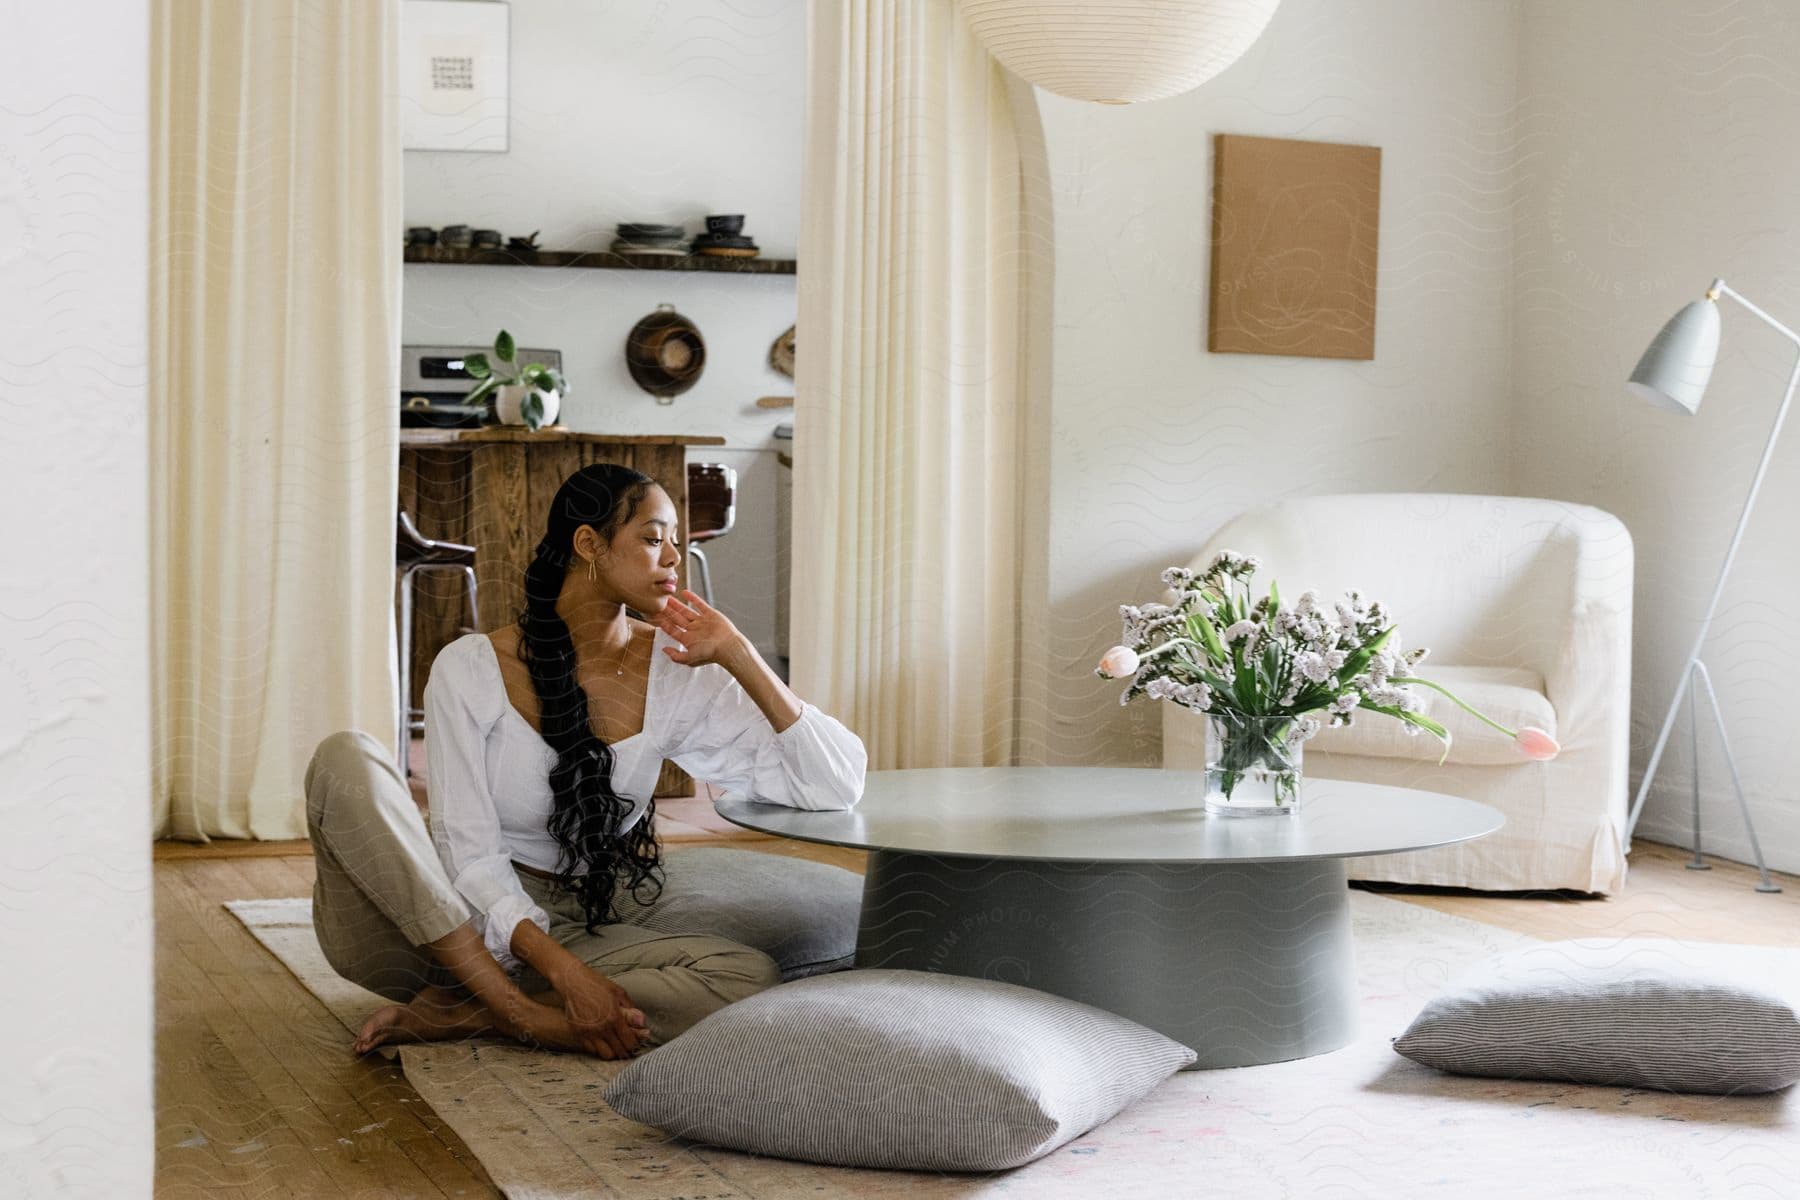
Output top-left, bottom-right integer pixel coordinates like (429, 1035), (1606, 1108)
(1097, 551), (1558, 813)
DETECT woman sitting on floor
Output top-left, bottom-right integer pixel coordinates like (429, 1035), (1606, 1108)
(304, 463), (867, 1059)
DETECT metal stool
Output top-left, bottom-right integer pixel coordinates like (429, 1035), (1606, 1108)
(685, 462), (737, 604)
(396, 509), (480, 772)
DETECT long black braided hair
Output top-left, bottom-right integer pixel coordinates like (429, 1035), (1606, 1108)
(517, 463), (666, 932)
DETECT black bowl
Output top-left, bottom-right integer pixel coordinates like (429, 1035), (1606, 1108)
(618, 222), (685, 240)
(705, 214), (745, 236)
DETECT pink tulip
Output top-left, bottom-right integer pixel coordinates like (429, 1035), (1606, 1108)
(1514, 726), (1560, 761)
(1097, 646), (1140, 679)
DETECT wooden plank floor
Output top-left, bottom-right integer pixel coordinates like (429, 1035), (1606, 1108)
(156, 749), (1800, 1198)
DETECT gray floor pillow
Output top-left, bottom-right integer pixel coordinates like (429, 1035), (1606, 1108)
(604, 968), (1196, 1172)
(1394, 938), (1800, 1095)
(611, 846), (862, 980)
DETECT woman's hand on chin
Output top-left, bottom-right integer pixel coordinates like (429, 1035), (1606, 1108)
(655, 590), (752, 671)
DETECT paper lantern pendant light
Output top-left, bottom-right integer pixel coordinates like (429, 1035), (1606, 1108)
(959, 0), (1281, 104)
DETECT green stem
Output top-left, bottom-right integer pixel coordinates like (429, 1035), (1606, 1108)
(1212, 716), (1301, 805)
(1390, 676), (1517, 739)
(1138, 638), (1200, 662)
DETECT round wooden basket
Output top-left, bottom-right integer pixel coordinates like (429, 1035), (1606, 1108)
(625, 304), (707, 400)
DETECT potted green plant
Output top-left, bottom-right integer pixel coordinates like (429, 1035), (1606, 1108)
(462, 330), (566, 431)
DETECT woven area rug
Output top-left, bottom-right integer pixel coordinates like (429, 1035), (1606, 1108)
(227, 894), (1799, 1198)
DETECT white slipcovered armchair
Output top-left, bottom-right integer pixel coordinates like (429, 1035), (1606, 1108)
(1163, 494), (1634, 893)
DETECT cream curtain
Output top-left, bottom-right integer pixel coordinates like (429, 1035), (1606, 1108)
(152, 0), (402, 839)
(794, 0), (1052, 769)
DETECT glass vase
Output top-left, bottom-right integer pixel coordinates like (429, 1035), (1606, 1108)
(1204, 713), (1305, 817)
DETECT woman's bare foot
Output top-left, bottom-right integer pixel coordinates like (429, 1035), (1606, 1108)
(352, 983), (494, 1055)
(352, 983), (654, 1058)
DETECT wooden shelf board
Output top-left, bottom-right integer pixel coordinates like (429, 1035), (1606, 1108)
(404, 245), (797, 275)
(399, 427), (726, 447)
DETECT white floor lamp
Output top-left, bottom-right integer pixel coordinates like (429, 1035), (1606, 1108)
(1623, 277), (1786, 893)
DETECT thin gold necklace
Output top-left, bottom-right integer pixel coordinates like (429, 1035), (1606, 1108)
(604, 632), (633, 677)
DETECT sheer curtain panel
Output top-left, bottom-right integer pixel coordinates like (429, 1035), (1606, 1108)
(151, 0), (402, 839)
(794, 0), (1051, 769)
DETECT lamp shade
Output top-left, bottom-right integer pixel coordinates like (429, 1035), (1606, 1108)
(959, 0), (1280, 104)
(1627, 298), (1720, 415)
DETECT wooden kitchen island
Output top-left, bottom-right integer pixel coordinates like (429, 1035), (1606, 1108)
(399, 426), (726, 796)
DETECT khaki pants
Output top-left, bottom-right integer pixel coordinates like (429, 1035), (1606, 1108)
(303, 729), (782, 1048)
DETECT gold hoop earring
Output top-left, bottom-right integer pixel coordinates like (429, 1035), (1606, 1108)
(587, 555), (598, 582)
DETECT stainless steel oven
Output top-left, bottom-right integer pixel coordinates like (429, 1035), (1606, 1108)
(400, 344), (563, 428)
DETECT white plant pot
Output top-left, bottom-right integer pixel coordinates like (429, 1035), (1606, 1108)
(495, 383), (560, 429)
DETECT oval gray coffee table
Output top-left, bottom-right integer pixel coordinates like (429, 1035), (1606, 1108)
(716, 766), (1502, 1069)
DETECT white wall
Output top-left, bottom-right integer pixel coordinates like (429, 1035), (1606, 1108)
(402, 0), (803, 657)
(1031, 0), (1523, 765)
(0, 1), (154, 1195)
(1511, 0), (1800, 874)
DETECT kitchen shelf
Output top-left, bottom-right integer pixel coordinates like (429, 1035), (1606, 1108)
(404, 245), (797, 275)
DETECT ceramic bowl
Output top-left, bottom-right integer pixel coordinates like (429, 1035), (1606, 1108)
(618, 222), (686, 240)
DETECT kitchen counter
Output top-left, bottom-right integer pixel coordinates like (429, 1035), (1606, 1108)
(400, 425), (726, 797)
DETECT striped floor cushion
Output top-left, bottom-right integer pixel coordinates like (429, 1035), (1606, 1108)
(609, 846), (861, 980)
(1394, 938), (1800, 1095)
(603, 968), (1197, 1171)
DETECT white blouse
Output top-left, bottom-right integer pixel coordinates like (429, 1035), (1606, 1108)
(422, 630), (867, 972)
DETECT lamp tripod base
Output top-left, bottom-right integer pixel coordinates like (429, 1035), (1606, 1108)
(1671, 660), (1780, 893)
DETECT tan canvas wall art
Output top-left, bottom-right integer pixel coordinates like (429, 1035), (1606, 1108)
(1208, 133), (1382, 360)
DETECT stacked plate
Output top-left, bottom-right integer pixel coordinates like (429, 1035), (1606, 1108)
(692, 213), (759, 259)
(612, 223), (686, 257)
